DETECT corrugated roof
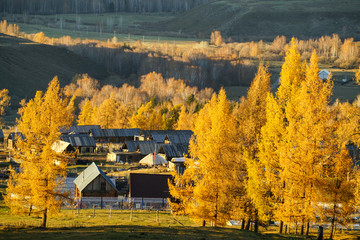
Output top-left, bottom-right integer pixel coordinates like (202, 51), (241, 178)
(159, 144), (189, 158)
(74, 162), (118, 192)
(61, 125), (101, 134)
(61, 134), (96, 147)
(166, 130), (193, 145)
(91, 128), (140, 138)
(137, 141), (157, 155)
(141, 130), (193, 144)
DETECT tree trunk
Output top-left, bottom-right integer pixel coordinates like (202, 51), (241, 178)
(41, 208), (47, 228)
(284, 224), (288, 234)
(202, 220), (206, 227)
(254, 211), (259, 233)
(301, 222), (304, 235)
(245, 218), (251, 230)
(28, 204), (32, 216)
(306, 221), (310, 235)
(279, 220), (283, 233)
(241, 218), (245, 230)
(329, 204), (337, 240)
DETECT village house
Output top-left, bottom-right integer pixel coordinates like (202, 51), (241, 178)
(90, 128), (140, 152)
(60, 125), (101, 135)
(74, 162), (118, 198)
(60, 134), (96, 153)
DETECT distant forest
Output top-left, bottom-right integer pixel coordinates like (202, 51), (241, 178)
(0, 0), (211, 14)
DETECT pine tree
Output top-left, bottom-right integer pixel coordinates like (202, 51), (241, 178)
(5, 76), (74, 228)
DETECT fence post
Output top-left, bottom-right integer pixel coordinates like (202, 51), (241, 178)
(156, 210), (159, 223)
(130, 208), (133, 221)
(110, 206), (112, 218)
(93, 204), (95, 218)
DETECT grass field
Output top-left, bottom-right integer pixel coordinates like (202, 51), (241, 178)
(1, 206), (360, 240)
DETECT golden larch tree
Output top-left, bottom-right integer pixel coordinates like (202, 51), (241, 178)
(171, 89), (239, 226)
(5, 76), (74, 228)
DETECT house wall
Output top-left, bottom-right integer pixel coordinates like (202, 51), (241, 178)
(81, 175), (118, 197)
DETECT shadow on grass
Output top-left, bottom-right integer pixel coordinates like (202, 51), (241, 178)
(0, 224), (307, 240)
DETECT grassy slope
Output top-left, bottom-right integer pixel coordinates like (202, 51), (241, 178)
(0, 33), (110, 107)
(156, 0), (360, 41)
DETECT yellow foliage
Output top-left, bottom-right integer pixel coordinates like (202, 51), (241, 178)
(5, 76), (74, 228)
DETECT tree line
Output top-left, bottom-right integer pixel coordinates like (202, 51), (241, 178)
(0, 0), (210, 14)
(169, 40), (360, 240)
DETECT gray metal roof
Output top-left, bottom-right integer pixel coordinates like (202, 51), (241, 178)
(141, 130), (193, 144)
(74, 162), (118, 192)
(166, 130), (193, 145)
(137, 141), (157, 155)
(61, 134), (96, 147)
(60, 125), (101, 134)
(0, 129), (4, 139)
(159, 144), (189, 158)
(123, 141), (140, 152)
(123, 140), (158, 154)
(91, 128), (140, 138)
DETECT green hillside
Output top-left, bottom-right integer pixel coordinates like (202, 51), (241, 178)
(0, 33), (110, 107)
(154, 0), (360, 41)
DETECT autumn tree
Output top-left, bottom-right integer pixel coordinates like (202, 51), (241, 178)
(171, 89), (239, 226)
(0, 89), (10, 123)
(258, 41), (355, 238)
(234, 63), (271, 230)
(356, 65), (360, 84)
(77, 99), (94, 125)
(5, 76), (74, 228)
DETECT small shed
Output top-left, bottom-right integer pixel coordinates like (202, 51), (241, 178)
(74, 162), (118, 198)
(139, 154), (167, 166)
(319, 69), (330, 80)
(107, 151), (122, 162)
(168, 157), (186, 175)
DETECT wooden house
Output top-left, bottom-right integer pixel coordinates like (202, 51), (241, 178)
(60, 125), (101, 135)
(61, 134), (96, 153)
(118, 140), (158, 163)
(74, 162), (118, 198)
(90, 128), (140, 144)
